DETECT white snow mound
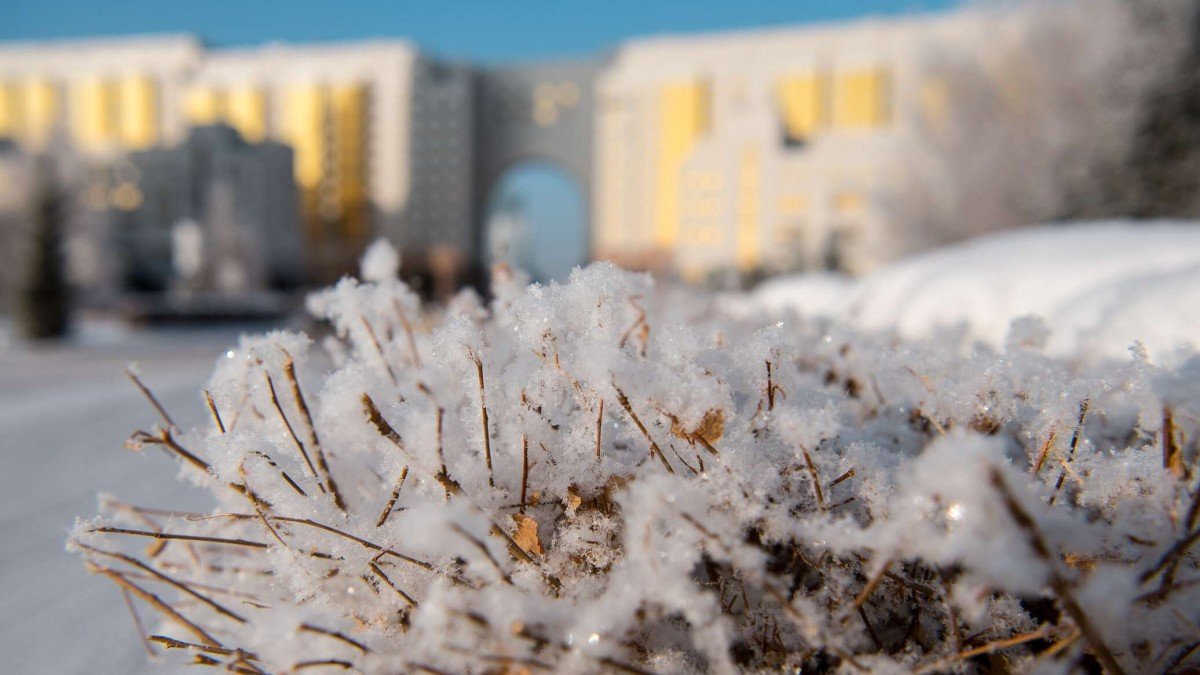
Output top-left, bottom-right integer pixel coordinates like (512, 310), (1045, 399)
(751, 222), (1200, 361)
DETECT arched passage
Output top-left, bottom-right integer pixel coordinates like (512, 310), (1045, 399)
(484, 160), (587, 282)
(471, 58), (603, 283)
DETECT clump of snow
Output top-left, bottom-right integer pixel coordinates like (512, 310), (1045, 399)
(727, 272), (854, 320)
(740, 221), (1200, 362)
(70, 241), (1200, 673)
(359, 238), (401, 283)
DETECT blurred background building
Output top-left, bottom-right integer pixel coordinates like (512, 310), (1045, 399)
(0, 1), (1191, 307)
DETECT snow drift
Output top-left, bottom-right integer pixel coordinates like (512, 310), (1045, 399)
(741, 222), (1200, 362)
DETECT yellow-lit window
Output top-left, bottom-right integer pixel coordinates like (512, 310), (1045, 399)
(685, 169), (722, 191)
(23, 79), (60, 146)
(684, 196), (722, 219)
(73, 77), (118, 150)
(735, 145), (760, 271)
(777, 73), (826, 141)
(833, 190), (866, 214)
(654, 80), (711, 248)
(698, 225), (721, 246)
(117, 76), (158, 149)
(331, 83), (369, 238)
(832, 68), (891, 129)
(227, 87), (267, 142)
(284, 84), (327, 190)
(0, 82), (20, 139)
(777, 194), (809, 217)
(183, 86), (224, 126)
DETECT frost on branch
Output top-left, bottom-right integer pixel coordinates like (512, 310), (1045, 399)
(71, 241), (1200, 673)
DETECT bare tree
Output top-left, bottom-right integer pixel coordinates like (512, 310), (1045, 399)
(881, 0), (1184, 256)
(1119, 0), (1200, 217)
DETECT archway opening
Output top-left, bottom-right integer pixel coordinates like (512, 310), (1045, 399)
(484, 161), (587, 283)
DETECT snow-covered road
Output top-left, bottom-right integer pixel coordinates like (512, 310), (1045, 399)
(0, 327), (259, 674)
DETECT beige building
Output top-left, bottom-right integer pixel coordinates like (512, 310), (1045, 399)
(184, 40), (418, 278)
(0, 36), (475, 282)
(594, 12), (1011, 280)
(0, 35), (200, 153)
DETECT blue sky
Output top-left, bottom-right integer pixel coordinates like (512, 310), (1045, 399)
(0, 0), (960, 62)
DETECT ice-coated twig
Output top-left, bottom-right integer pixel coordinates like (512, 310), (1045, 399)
(613, 382), (673, 473)
(467, 348), (495, 486)
(125, 368), (177, 431)
(989, 466), (1126, 675)
(279, 347), (345, 510)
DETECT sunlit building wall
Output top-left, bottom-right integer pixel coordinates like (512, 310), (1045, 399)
(0, 35), (480, 286)
(595, 13), (1006, 279)
(0, 36), (200, 154)
(185, 41), (468, 282)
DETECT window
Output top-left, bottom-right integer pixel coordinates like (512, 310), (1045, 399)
(776, 73), (826, 145)
(832, 68), (891, 129)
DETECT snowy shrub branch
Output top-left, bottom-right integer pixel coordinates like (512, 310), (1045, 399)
(71, 243), (1200, 673)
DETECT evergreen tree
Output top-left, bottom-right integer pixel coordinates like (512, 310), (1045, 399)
(16, 158), (69, 339)
(1126, 0), (1200, 217)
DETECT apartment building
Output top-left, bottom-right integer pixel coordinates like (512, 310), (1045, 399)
(0, 36), (476, 285)
(593, 12), (1008, 280)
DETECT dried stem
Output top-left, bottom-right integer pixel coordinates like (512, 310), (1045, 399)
(1163, 406), (1186, 479)
(595, 398), (604, 461)
(279, 347), (344, 510)
(369, 559), (419, 607)
(1049, 400), (1089, 506)
(120, 587), (157, 657)
(89, 563), (222, 647)
(916, 625), (1057, 673)
(261, 368), (321, 486)
(359, 316), (398, 385)
(128, 428), (268, 507)
(125, 368), (177, 430)
(393, 299), (423, 367)
(1031, 427), (1057, 475)
(613, 383), (673, 473)
(299, 623), (371, 654)
(520, 434), (530, 513)
(450, 523), (514, 585)
(149, 635), (251, 658)
(78, 543), (247, 624)
(840, 558), (892, 623)
(203, 390), (225, 434)
(376, 466), (409, 528)
(468, 349), (495, 486)
(989, 467), (1126, 675)
(800, 445), (826, 510)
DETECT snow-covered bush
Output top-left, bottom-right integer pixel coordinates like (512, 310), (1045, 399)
(71, 243), (1200, 673)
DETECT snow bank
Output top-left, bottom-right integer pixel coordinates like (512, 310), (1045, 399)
(741, 222), (1200, 362)
(69, 243), (1200, 673)
(731, 272), (854, 319)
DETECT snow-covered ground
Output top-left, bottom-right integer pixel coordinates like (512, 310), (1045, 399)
(0, 325), (262, 674)
(738, 221), (1200, 362)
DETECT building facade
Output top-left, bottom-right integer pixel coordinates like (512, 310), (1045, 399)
(593, 12), (1008, 280)
(111, 124), (302, 293)
(0, 36), (477, 286)
(0, 8), (1030, 290)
